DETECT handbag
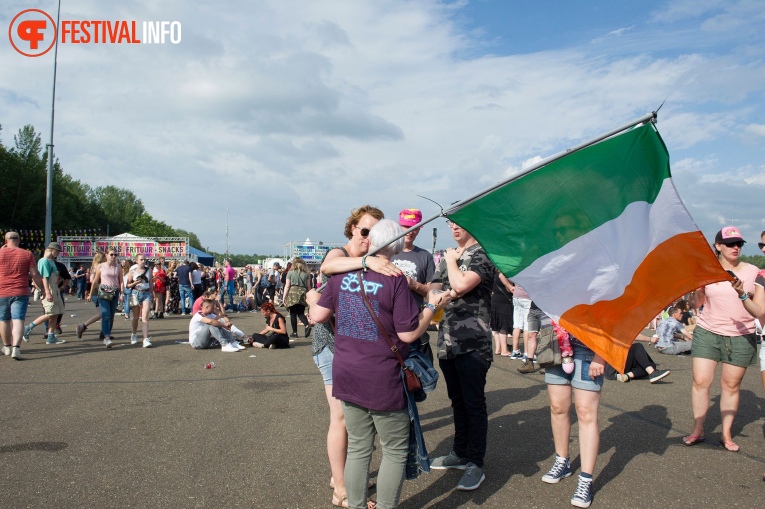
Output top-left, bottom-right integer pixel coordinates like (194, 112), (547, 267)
(357, 271), (422, 393)
(98, 284), (117, 301)
(535, 325), (562, 368)
(129, 291), (140, 308)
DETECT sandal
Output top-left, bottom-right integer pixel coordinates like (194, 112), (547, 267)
(331, 491), (349, 508)
(720, 440), (740, 452)
(682, 435), (706, 446)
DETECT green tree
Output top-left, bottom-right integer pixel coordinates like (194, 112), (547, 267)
(0, 125), (46, 228)
(89, 185), (145, 235)
(174, 228), (203, 250)
(741, 255), (765, 269)
(130, 212), (176, 238)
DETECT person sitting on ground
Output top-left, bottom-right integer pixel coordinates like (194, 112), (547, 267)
(654, 306), (693, 355)
(249, 301), (290, 349)
(189, 298), (244, 352)
(608, 342), (670, 383)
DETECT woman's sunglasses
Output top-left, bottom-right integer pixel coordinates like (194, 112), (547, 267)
(723, 241), (744, 248)
(759, 242), (765, 249)
(356, 226), (370, 237)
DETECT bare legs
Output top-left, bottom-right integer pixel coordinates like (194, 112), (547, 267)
(689, 357), (746, 447)
(1, 319), (26, 347)
(548, 384), (600, 475)
(493, 331), (509, 355)
(325, 385), (348, 499)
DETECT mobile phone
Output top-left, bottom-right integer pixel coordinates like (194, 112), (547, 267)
(726, 270), (738, 280)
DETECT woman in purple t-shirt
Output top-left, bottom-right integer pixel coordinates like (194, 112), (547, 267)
(308, 219), (447, 509)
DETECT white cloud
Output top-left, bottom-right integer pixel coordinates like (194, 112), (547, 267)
(745, 124), (765, 137)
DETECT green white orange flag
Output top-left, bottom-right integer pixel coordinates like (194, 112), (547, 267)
(446, 121), (729, 370)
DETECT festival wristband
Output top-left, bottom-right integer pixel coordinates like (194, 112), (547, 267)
(424, 303), (436, 313)
(361, 255), (368, 272)
(739, 293), (749, 301)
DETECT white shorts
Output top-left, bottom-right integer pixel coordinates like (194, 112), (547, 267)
(512, 298), (531, 331)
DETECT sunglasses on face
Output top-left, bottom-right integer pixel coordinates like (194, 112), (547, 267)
(723, 241), (744, 248)
(108, 253), (117, 257)
(759, 242), (765, 249)
(355, 226), (370, 237)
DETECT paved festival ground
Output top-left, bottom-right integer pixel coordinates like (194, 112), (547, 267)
(2, 297), (764, 508)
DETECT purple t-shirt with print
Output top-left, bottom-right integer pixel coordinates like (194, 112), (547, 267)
(318, 270), (419, 411)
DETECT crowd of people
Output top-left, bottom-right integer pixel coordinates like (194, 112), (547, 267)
(1, 220), (764, 508)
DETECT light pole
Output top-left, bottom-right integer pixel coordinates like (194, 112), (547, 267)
(45, 0), (62, 246)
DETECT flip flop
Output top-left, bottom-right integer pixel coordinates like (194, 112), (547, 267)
(682, 435), (706, 446)
(720, 440), (740, 452)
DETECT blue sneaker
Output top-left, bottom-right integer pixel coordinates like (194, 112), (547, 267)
(46, 334), (66, 345)
(571, 475), (593, 508)
(541, 455), (572, 484)
(22, 324), (33, 342)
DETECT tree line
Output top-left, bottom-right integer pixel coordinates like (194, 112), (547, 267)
(0, 123), (279, 263)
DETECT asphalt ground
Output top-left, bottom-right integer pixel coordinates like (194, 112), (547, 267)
(2, 296), (764, 508)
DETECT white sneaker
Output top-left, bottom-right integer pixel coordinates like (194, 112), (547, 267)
(234, 342), (246, 350)
(2, 345), (10, 356)
(221, 343), (240, 353)
(131, 334), (139, 345)
(104, 338), (113, 348)
(11, 346), (23, 359)
(143, 338), (153, 348)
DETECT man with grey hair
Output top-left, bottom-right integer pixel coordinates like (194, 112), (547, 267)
(0, 232), (44, 359)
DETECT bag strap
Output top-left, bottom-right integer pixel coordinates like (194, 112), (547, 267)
(356, 271), (408, 371)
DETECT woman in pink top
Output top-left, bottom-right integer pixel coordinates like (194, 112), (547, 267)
(87, 249), (125, 348)
(685, 226), (765, 451)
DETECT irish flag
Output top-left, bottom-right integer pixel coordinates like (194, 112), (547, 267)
(446, 121), (729, 370)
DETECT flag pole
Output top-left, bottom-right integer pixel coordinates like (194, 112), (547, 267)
(444, 111), (657, 215)
(367, 111), (657, 257)
(316, 111), (657, 291)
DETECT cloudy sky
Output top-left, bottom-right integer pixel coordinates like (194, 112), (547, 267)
(2, 0), (764, 256)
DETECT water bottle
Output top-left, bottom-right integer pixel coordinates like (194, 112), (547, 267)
(204, 362), (215, 369)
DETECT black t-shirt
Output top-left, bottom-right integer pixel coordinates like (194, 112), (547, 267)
(55, 261), (71, 284)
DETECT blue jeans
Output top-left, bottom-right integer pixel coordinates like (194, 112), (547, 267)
(77, 279), (86, 299)
(179, 285), (194, 314)
(226, 281), (236, 307)
(439, 351), (491, 468)
(99, 291), (120, 338)
(122, 288), (132, 318)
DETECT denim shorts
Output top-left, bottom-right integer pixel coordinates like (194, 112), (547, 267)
(545, 349), (604, 392)
(313, 346), (334, 385)
(134, 290), (153, 305)
(0, 295), (30, 321)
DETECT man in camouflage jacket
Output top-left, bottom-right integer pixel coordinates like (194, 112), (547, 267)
(429, 220), (495, 491)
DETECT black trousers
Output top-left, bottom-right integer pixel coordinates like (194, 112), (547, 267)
(624, 343), (656, 379)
